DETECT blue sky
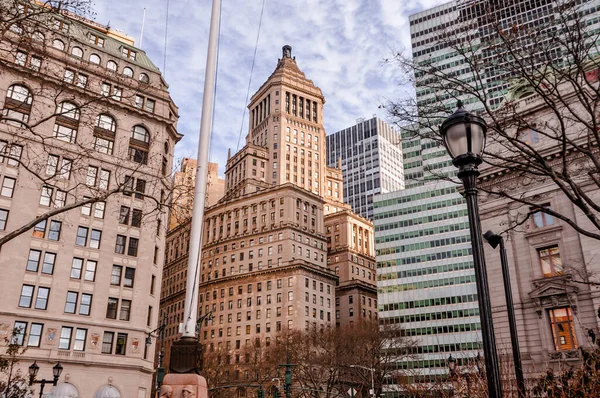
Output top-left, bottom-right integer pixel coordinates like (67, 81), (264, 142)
(93, 0), (448, 174)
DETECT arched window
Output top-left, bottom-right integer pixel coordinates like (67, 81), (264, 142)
(32, 31), (44, 42)
(2, 84), (33, 125)
(106, 60), (117, 72)
(94, 114), (116, 155)
(71, 47), (83, 58)
(123, 67), (133, 78)
(53, 102), (79, 143)
(131, 125), (149, 143)
(52, 39), (65, 51)
(89, 53), (101, 65)
(129, 125), (149, 164)
(139, 73), (149, 83)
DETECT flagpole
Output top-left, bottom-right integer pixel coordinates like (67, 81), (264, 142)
(180, 0), (221, 339)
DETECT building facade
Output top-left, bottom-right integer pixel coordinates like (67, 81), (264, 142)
(326, 117), (404, 220)
(169, 158), (225, 230)
(159, 46), (377, 384)
(0, 4), (179, 397)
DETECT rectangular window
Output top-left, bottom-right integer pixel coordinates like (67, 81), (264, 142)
(115, 235), (126, 254)
(94, 202), (105, 219)
(48, 220), (61, 241)
(39, 186), (52, 206)
(0, 208), (7, 229)
(32, 220), (46, 238)
(63, 69), (75, 84)
(71, 258), (83, 279)
(76, 73), (87, 88)
(533, 206), (555, 228)
(28, 323), (43, 347)
(119, 299), (131, 321)
(131, 209), (142, 227)
(76, 226), (88, 246)
(106, 298), (118, 319)
(115, 333), (127, 355)
(41, 252), (55, 274)
(1, 176), (16, 197)
(26, 250), (41, 272)
(549, 307), (578, 351)
(46, 154), (59, 175)
(35, 287), (49, 310)
(128, 238), (139, 256)
(134, 179), (146, 200)
(144, 98), (155, 113)
(55, 190), (66, 208)
(80, 293), (92, 315)
(59, 158), (72, 179)
(59, 327), (72, 350)
(65, 291), (77, 313)
(90, 229), (102, 249)
(12, 321), (27, 345)
(86, 166), (98, 186)
(119, 206), (130, 224)
(124, 267), (135, 288)
(99, 169), (110, 190)
(84, 260), (97, 281)
(111, 265), (122, 285)
(73, 328), (86, 351)
(539, 245), (563, 277)
(102, 331), (114, 354)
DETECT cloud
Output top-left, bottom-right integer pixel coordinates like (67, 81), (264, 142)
(93, 0), (448, 175)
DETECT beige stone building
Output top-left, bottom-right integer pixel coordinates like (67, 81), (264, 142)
(159, 46), (377, 378)
(169, 158), (225, 230)
(479, 89), (600, 376)
(0, 4), (180, 397)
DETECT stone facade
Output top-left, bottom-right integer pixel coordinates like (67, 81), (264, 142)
(0, 5), (179, 397)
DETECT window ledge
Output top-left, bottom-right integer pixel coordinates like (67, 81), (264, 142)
(524, 223), (563, 239)
(548, 349), (580, 361)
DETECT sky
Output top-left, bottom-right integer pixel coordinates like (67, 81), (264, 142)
(92, 0), (448, 174)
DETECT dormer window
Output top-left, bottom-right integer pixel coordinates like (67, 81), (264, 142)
(53, 19), (70, 34)
(121, 47), (136, 61)
(89, 33), (104, 47)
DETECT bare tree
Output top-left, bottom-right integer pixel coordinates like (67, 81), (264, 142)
(385, 0), (600, 241)
(0, 0), (184, 247)
(0, 327), (33, 398)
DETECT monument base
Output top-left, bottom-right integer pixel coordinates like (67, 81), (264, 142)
(160, 373), (208, 398)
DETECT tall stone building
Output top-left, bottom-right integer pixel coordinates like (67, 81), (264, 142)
(326, 117), (404, 220)
(0, 4), (179, 397)
(159, 46), (377, 379)
(169, 158), (225, 230)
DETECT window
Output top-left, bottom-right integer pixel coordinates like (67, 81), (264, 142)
(89, 33), (104, 47)
(3, 84), (32, 125)
(106, 298), (118, 319)
(549, 307), (578, 351)
(120, 300), (131, 321)
(48, 220), (61, 241)
(84, 261), (96, 281)
(89, 53), (101, 64)
(144, 98), (155, 113)
(1, 177), (15, 197)
(128, 238), (139, 256)
(55, 190), (66, 208)
(121, 47), (136, 60)
(94, 202), (105, 219)
(65, 291), (78, 313)
(53, 39), (65, 51)
(116, 333), (127, 355)
(539, 246), (563, 277)
(26, 249), (41, 272)
(59, 158), (72, 179)
(124, 267), (135, 287)
(32, 220), (46, 238)
(131, 125), (150, 143)
(54, 102), (80, 143)
(76, 73), (88, 88)
(139, 73), (149, 83)
(111, 265), (122, 285)
(35, 287), (50, 310)
(53, 19), (70, 33)
(102, 332), (114, 354)
(19, 285), (34, 307)
(71, 258), (83, 279)
(80, 293), (92, 315)
(71, 46), (83, 58)
(115, 235), (126, 254)
(40, 186), (52, 206)
(90, 229), (101, 249)
(59, 327), (72, 349)
(64, 69), (75, 84)
(533, 206), (554, 228)
(73, 328), (86, 351)
(76, 226), (88, 246)
(123, 67), (134, 77)
(28, 323), (43, 347)
(131, 209), (142, 227)
(41, 252), (56, 274)
(107, 60), (117, 72)
(519, 127), (540, 145)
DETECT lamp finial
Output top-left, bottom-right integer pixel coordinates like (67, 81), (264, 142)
(457, 99), (464, 109)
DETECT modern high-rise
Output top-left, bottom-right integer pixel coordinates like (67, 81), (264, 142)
(376, 0), (600, 390)
(0, 4), (179, 397)
(326, 117), (404, 220)
(159, 46), (377, 386)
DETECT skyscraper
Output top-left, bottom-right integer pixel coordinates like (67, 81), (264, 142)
(326, 117), (404, 220)
(0, 3), (179, 397)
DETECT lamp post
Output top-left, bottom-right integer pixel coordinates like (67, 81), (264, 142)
(146, 314), (167, 389)
(440, 101), (503, 398)
(484, 230), (526, 398)
(28, 361), (63, 398)
(349, 365), (375, 397)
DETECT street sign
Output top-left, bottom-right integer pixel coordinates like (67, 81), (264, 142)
(348, 387), (356, 397)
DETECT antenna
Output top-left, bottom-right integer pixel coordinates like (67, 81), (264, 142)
(139, 8), (147, 48)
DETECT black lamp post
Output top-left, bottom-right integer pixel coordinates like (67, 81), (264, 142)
(447, 354), (457, 377)
(147, 314), (168, 390)
(484, 230), (526, 398)
(28, 361), (63, 397)
(440, 101), (503, 398)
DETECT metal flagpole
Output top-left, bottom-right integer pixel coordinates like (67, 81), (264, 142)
(180, 0), (222, 339)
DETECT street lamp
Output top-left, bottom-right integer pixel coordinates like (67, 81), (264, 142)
(440, 101), (503, 398)
(349, 365), (375, 397)
(28, 361), (63, 397)
(484, 230), (526, 398)
(147, 314), (167, 389)
(447, 355), (457, 377)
